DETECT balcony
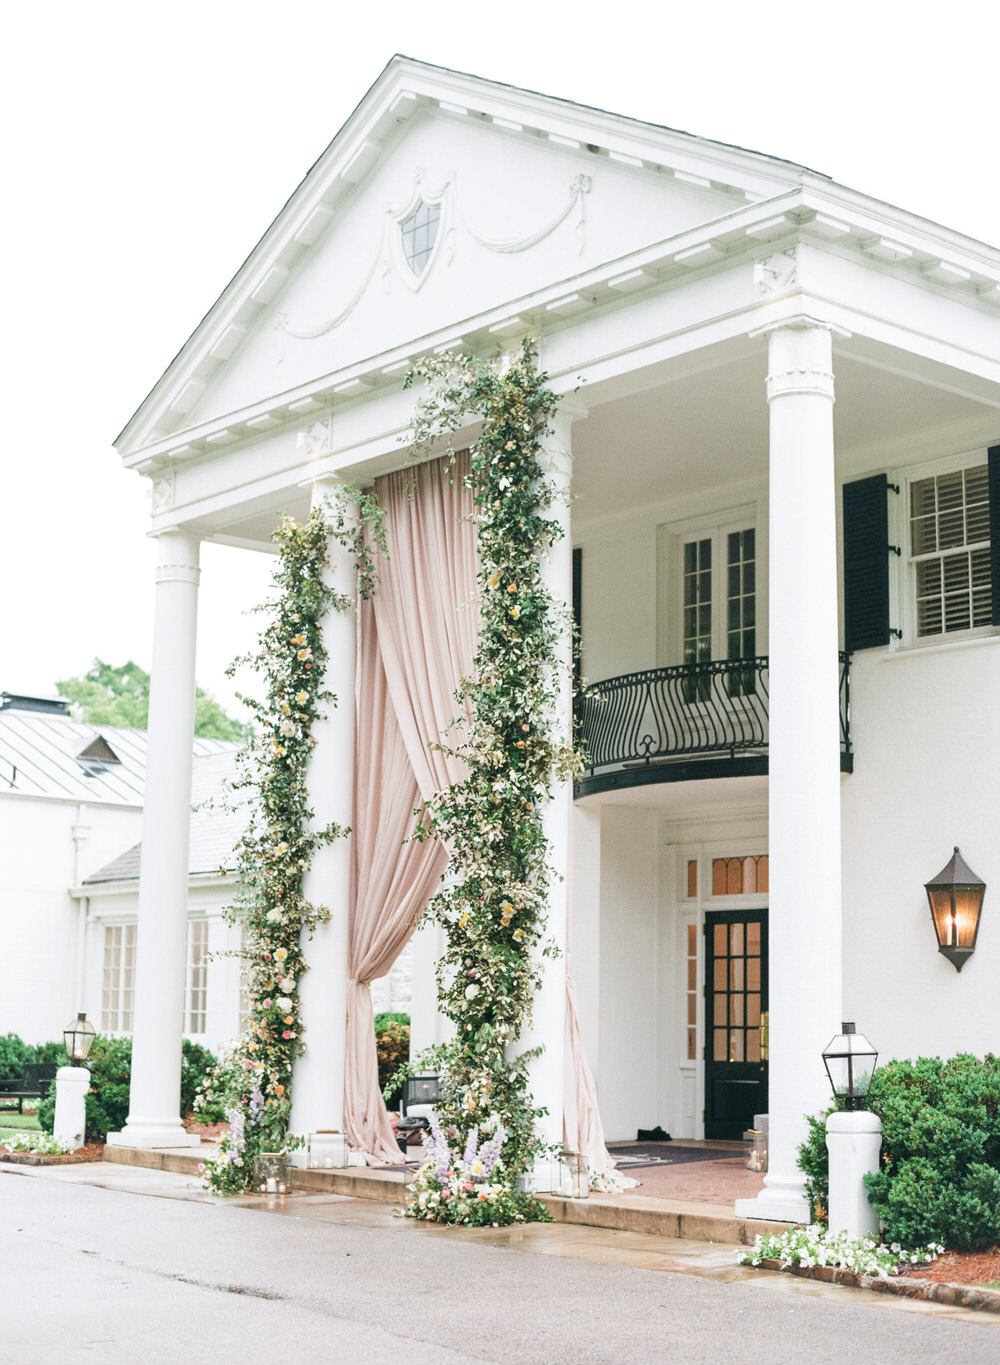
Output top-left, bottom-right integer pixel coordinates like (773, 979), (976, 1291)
(574, 654), (853, 799)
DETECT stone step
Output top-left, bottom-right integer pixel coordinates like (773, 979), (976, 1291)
(103, 1144), (789, 1246)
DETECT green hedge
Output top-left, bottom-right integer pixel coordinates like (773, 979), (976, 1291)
(798, 1053), (1000, 1251)
(37, 1036), (218, 1144)
(0, 1033), (63, 1080)
(375, 1016), (410, 1101)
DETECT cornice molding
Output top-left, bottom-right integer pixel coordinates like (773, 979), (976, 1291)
(115, 75), (1000, 470)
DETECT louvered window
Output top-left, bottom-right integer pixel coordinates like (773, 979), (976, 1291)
(910, 465), (991, 637)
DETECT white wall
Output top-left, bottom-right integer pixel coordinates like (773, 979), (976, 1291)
(842, 640), (1000, 1064)
(0, 796), (143, 1044)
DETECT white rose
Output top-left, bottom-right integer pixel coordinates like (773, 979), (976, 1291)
(464, 983), (480, 999)
(266, 909), (283, 923)
(276, 997), (292, 1012)
(278, 976), (296, 991)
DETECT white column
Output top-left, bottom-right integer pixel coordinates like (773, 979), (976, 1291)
(735, 320), (843, 1223)
(289, 480), (356, 1139)
(108, 530), (200, 1148)
(520, 403), (580, 1159)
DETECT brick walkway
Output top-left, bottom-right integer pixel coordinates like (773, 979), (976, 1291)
(608, 1142), (766, 1205)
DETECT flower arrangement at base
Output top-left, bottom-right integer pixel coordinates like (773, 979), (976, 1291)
(403, 339), (580, 1218)
(202, 489), (384, 1196)
(405, 1113), (551, 1227)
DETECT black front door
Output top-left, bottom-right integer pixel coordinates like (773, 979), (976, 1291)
(704, 909), (768, 1141)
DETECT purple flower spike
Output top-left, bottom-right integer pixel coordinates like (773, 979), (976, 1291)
(427, 1111), (452, 1180)
(463, 1126), (479, 1167)
(478, 1127), (504, 1178)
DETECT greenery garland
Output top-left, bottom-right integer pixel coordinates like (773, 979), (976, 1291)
(404, 339), (577, 1222)
(204, 489), (384, 1195)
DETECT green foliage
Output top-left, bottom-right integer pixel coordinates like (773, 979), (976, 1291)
(180, 1041), (218, 1118)
(797, 1106), (837, 1224)
(375, 1022), (410, 1097)
(35, 1036), (216, 1143)
(56, 658), (252, 741)
(0, 1033), (29, 1080)
(0, 1034), (64, 1082)
(203, 487), (386, 1195)
(30, 1041), (66, 1072)
(81, 1036), (133, 1143)
(38, 1035), (133, 1143)
(373, 1012), (410, 1031)
(863, 1054), (1000, 1251)
(798, 1054), (1000, 1251)
(404, 340), (575, 1201)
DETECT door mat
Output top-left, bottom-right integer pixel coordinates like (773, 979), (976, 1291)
(607, 1143), (739, 1169)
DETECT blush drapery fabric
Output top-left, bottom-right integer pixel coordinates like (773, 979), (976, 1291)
(344, 454), (476, 1162)
(343, 450), (623, 1182)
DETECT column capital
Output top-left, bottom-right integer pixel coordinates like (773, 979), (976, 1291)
(151, 528), (201, 586)
(749, 311), (852, 341)
(760, 319), (843, 405)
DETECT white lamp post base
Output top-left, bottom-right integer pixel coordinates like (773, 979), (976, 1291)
(826, 1109), (882, 1238)
(53, 1066), (90, 1150)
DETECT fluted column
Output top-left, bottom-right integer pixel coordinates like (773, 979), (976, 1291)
(736, 319), (844, 1222)
(289, 479), (356, 1139)
(108, 530), (201, 1148)
(521, 402), (582, 1154)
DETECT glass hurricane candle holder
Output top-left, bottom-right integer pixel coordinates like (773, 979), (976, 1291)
(253, 1153), (289, 1194)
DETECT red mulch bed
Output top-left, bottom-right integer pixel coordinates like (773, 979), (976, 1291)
(899, 1249), (1000, 1286)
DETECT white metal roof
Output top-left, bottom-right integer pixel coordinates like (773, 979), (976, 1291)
(0, 709), (236, 806)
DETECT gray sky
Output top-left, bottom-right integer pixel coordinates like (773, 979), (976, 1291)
(3, 0), (996, 719)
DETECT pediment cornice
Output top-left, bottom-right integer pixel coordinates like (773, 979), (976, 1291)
(116, 57), (1000, 468)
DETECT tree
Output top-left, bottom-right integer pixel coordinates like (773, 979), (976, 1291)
(56, 659), (252, 741)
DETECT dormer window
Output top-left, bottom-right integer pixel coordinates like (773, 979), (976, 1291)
(76, 734), (122, 777)
(400, 200), (440, 277)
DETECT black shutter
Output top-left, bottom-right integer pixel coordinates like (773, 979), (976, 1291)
(843, 474), (889, 652)
(989, 446), (1000, 627)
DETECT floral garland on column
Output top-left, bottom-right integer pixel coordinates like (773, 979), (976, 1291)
(403, 339), (578, 1225)
(204, 489), (383, 1196)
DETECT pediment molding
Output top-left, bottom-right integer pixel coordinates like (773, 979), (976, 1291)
(116, 58), (1000, 467)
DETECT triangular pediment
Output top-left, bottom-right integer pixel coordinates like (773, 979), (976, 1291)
(117, 57), (817, 455)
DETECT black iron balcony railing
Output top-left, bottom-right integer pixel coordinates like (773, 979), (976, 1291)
(575, 654), (852, 793)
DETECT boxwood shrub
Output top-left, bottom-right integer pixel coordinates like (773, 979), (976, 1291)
(38, 1036), (218, 1143)
(798, 1052), (1000, 1251)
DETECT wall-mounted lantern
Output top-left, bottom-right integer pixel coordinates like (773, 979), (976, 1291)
(925, 846), (985, 973)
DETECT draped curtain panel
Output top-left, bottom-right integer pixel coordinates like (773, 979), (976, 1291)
(344, 453), (476, 1162)
(344, 449), (622, 1179)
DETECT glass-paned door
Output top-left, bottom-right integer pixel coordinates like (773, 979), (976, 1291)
(704, 908), (768, 1140)
(679, 523), (756, 700)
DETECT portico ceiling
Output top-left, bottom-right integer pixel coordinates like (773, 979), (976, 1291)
(198, 330), (999, 552)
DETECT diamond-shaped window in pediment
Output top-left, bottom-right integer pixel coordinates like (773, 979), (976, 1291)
(401, 200), (441, 277)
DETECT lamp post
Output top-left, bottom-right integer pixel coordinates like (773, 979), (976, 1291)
(53, 1013), (95, 1150)
(822, 1021), (881, 1237)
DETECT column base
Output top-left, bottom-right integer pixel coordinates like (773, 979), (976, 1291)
(106, 1121), (200, 1150)
(735, 1173), (811, 1224)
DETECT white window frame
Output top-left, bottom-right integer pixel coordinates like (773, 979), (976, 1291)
(899, 448), (994, 648)
(658, 503), (762, 668)
(101, 922), (136, 1033)
(185, 919), (210, 1036)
